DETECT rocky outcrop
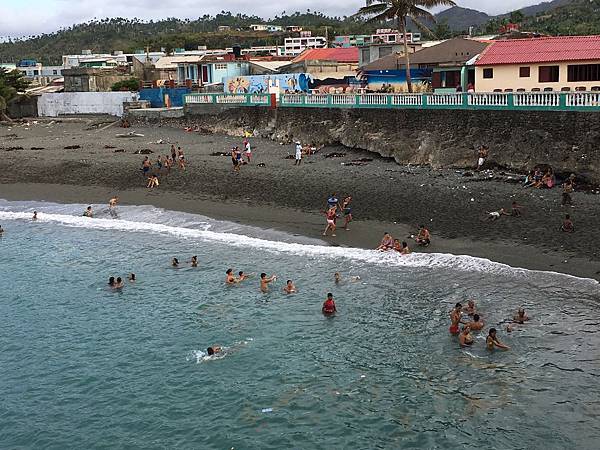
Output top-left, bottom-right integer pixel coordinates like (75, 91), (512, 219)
(128, 105), (600, 182)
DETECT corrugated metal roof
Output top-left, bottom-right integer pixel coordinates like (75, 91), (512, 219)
(292, 48), (359, 63)
(476, 35), (600, 66)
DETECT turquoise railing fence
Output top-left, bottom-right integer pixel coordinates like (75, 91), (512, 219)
(184, 92), (600, 111)
(184, 93), (272, 106)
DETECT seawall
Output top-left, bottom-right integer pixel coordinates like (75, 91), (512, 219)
(128, 105), (600, 182)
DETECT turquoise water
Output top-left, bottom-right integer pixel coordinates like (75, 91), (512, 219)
(0, 200), (599, 449)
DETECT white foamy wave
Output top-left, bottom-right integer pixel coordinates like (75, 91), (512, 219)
(0, 209), (597, 286)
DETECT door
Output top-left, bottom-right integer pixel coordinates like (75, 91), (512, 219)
(201, 66), (209, 84)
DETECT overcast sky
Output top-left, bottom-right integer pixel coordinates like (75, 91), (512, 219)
(0, 0), (548, 39)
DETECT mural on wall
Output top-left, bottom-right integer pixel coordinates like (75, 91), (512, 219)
(224, 74), (313, 94)
(363, 68), (433, 92)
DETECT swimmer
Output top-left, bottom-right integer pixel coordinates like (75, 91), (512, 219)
(226, 269), (237, 284)
(108, 276), (115, 287)
(83, 206), (93, 218)
(400, 241), (411, 255)
(191, 256), (198, 268)
(283, 280), (297, 294)
(32, 211), (38, 220)
(0, 225), (4, 235)
(114, 277), (124, 289)
(260, 273), (277, 292)
(459, 326), (474, 347)
(109, 196), (119, 208)
(128, 273), (136, 283)
(513, 307), (530, 324)
(237, 271), (251, 282)
(449, 303), (462, 335)
(486, 328), (510, 351)
(206, 346), (222, 356)
(334, 272), (360, 284)
(172, 257), (179, 268)
(465, 314), (484, 331)
(322, 293), (337, 315)
(462, 300), (476, 316)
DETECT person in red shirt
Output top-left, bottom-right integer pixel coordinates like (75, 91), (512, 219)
(322, 293), (337, 315)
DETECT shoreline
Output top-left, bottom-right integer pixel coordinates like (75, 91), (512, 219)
(2, 182), (599, 281)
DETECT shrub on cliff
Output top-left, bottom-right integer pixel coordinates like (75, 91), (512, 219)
(111, 78), (140, 92)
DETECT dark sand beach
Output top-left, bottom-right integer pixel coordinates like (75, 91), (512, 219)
(1, 117), (599, 279)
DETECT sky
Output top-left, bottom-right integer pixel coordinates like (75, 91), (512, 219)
(0, 0), (549, 39)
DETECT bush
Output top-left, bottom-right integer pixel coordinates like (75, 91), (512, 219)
(111, 78), (140, 92)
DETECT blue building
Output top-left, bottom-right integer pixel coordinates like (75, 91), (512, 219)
(174, 56), (250, 86)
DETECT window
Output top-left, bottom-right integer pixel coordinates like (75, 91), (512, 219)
(519, 67), (530, 78)
(214, 63), (227, 70)
(53, 70), (58, 75)
(361, 49), (370, 63)
(568, 64), (600, 82)
(483, 68), (493, 79)
(379, 46), (392, 58)
(539, 66), (559, 83)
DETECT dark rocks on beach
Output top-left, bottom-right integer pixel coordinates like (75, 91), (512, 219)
(284, 155), (295, 159)
(104, 145), (116, 149)
(5, 146), (24, 151)
(113, 149), (125, 153)
(325, 152), (347, 158)
(256, 163), (266, 167)
(30, 147), (45, 150)
(64, 145), (81, 150)
(134, 149), (153, 155)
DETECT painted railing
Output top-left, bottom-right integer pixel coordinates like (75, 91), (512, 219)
(184, 93), (272, 106)
(184, 92), (600, 111)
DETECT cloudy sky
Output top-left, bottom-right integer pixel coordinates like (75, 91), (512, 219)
(0, 0), (548, 38)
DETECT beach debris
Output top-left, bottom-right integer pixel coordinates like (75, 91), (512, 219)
(150, 139), (165, 144)
(342, 162), (368, 166)
(462, 171), (474, 177)
(30, 147), (45, 150)
(353, 157), (373, 163)
(134, 149), (153, 155)
(261, 408), (273, 413)
(5, 146), (24, 151)
(104, 145), (116, 149)
(64, 145), (81, 150)
(116, 132), (144, 138)
(2, 133), (18, 139)
(325, 152), (346, 158)
(210, 151), (230, 157)
(256, 163), (266, 167)
(113, 149), (125, 153)
(284, 155), (295, 160)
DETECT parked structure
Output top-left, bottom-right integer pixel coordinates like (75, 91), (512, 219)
(475, 35), (600, 92)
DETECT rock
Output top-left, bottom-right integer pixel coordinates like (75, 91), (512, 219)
(64, 145), (81, 150)
(134, 149), (153, 155)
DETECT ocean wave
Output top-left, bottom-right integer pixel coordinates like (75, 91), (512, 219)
(0, 202), (597, 286)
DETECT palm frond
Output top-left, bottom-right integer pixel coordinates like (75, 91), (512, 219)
(412, 0), (456, 8)
(409, 16), (433, 34)
(408, 5), (435, 21)
(366, 10), (397, 23)
(357, 4), (390, 17)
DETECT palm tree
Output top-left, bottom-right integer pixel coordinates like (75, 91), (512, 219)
(357, 0), (456, 92)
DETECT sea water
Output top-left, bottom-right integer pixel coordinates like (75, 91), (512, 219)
(0, 200), (599, 449)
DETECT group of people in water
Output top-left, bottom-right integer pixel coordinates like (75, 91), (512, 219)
(449, 298), (531, 351)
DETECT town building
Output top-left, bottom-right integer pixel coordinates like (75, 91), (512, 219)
(283, 31), (327, 57)
(174, 55), (250, 87)
(475, 35), (600, 92)
(358, 42), (422, 67)
(359, 37), (490, 92)
(217, 26), (231, 32)
(63, 67), (133, 92)
(333, 30), (422, 48)
(250, 24), (269, 32)
(286, 26), (303, 32)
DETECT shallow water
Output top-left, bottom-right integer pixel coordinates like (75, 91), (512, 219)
(0, 200), (599, 449)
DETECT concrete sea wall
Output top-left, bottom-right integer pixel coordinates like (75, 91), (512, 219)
(128, 105), (600, 182)
(38, 92), (139, 117)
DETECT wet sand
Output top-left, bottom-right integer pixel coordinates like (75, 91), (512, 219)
(1, 117), (599, 280)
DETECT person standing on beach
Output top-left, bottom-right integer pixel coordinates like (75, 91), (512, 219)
(323, 206), (337, 237)
(177, 147), (186, 170)
(327, 193), (339, 209)
(171, 145), (177, 163)
(341, 196), (352, 230)
(295, 141), (302, 165)
(562, 180), (574, 207)
(244, 139), (252, 163)
(260, 273), (277, 293)
(142, 156), (151, 177)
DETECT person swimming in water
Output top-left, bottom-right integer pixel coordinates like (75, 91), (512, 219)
(128, 273), (136, 283)
(237, 271), (250, 282)
(486, 328), (510, 351)
(108, 276), (115, 288)
(226, 269), (237, 284)
(283, 280), (297, 294)
(83, 206), (93, 218)
(462, 300), (477, 316)
(0, 225), (4, 235)
(322, 293), (337, 315)
(191, 256), (198, 268)
(172, 258), (179, 268)
(449, 303), (462, 335)
(32, 211), (38, 220)
(465, 314), (484, 331)
(206, 346), (222, 356)
(334, 272), (361, 284)
(513, 308), (529, 324)
(459, 326), (474, 347)
(114, 277), (124, 289)
(260, 273), (277, 292)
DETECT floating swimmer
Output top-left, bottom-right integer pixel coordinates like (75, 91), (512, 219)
(207, 346), (222, 356)
(191, 256), (198, 267)
(283, 280), (297, 294)
(83, 206), (93, 218)
(513, 308), (530, 324)
(114, 277), (124, 289)
(128, 273), (136, 283)
(172, 257), (179, 268)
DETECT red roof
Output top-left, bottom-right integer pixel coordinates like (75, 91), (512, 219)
(476, 35), (600, 66)
(292, 47), (359, 63)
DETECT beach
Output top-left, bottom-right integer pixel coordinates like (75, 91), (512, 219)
(1, 116), (599, 279)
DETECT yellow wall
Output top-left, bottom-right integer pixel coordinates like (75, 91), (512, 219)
(475, 60), (600, 91)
